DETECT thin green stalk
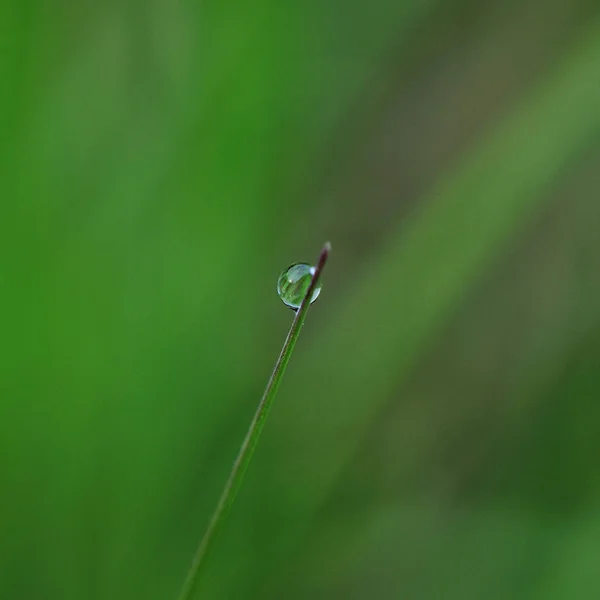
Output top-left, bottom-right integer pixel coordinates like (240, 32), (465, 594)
(177, 241), (331, 600)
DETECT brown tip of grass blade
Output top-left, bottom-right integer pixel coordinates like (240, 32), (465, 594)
(296, 242), (330, 314)
(321, 241), (332, 263)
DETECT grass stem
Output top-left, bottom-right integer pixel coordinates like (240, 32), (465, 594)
(176, 241), (331, 600)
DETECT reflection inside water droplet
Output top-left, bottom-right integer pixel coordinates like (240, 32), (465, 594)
(277, 263), (322, 309)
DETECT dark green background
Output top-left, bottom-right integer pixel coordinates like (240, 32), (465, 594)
(2, 0), (600, 598)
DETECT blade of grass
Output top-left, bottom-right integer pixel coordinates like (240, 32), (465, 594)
(176, 241), (331, 600)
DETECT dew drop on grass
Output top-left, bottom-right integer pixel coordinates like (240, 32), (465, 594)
(277, 263), (322, 309)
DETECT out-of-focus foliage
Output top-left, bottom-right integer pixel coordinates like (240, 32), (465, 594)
(2, 0), (600, 599)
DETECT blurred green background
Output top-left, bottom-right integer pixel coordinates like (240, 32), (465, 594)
(2, 0), (600, 598)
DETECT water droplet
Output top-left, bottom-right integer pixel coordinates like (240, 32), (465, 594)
(277, 263), (322, 309)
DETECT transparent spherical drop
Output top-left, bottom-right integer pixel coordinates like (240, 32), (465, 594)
(277, 263), (322, 309)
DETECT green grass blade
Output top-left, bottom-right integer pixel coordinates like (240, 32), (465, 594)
(176, 242), (330, 600)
